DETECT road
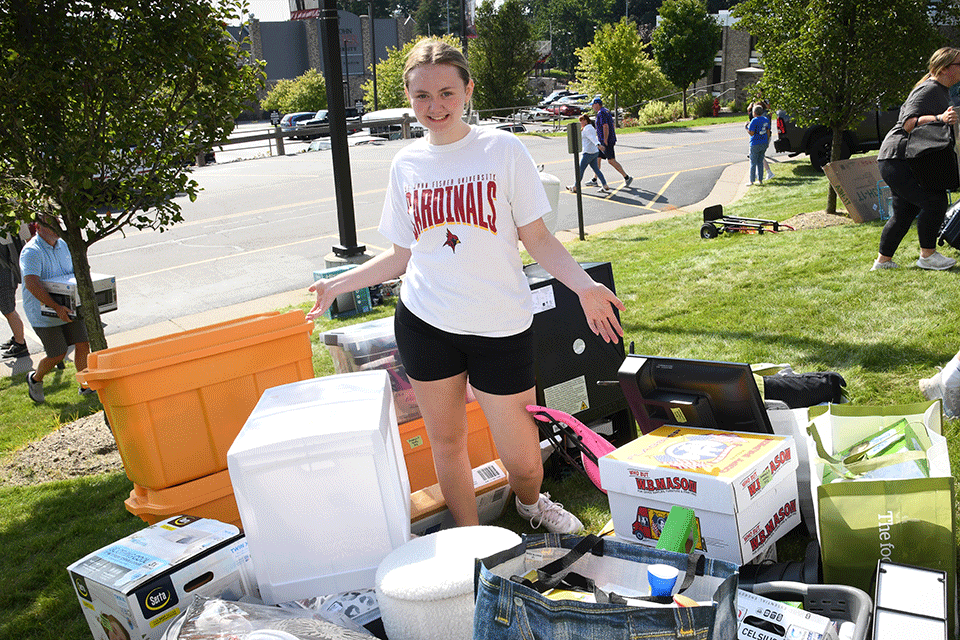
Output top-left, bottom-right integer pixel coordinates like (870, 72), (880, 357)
(86, 121), (751, 338)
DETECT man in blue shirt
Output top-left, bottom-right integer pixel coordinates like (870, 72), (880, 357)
(590, 97), (633, 186)
(19, 216), (91, 403)
(747, 105), (771, 185)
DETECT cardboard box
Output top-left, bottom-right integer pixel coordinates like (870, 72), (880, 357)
(401, 400), (499, 492)
(41, 272), (117, 318)
(822, 156), (883, 223)
(599, 426), (800, 564)
(68, 516), (250, 640)
(737, 589), (839, 640)
(411, 459), (513, 536)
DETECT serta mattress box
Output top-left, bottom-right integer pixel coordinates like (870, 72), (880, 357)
(67, 516), (250, 640)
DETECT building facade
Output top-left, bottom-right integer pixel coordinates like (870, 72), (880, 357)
(246, 12), (416, 115)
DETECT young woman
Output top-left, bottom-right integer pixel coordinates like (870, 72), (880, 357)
(873, 47), (960, 271)
(307, 39), (625, 533)
(568, 114), (611, 194)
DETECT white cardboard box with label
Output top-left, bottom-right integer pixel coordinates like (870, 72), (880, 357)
(411, 459), (513, 536)
(599, 426), (800, 564)
(737, 589), (839, 640)
(67, 516), (250, 640)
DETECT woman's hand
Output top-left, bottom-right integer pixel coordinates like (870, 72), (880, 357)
(577, 282), (626, 343)
(306, 279), (337, 321)
(940, 106), (957, 126)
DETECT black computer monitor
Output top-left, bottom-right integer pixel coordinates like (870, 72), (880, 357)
(617, 355), (773, 435)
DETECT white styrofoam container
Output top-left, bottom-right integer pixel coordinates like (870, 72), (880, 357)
(600, 426), (801, 564)
(227, 370), (412, 604)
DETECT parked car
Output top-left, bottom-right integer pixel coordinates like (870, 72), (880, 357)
(279, 111), (317, 138)
(773, 106), (900, 170)
(538, 89), (574, 108)
(496, 122), (526, 133)
(545, 103), (582, 118)
(295, 107), (363, 140)
(518, 108), (553, 122)
(362, 108), (426, 139)
(556, 94), (589, 105)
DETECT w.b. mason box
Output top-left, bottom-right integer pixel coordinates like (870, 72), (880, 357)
(599, 426), (801, 564)
(67, 516), (250, 640)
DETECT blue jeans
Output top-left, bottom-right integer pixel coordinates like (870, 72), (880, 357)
(750, 144), (768, 183)
(578, 151), (606, 187)
(474, 534), (739, 640)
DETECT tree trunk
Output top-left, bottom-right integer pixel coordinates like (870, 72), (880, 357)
(61, 225), (108, 354)
(825, 127), (844, 215)
(682, 85), (688, 119)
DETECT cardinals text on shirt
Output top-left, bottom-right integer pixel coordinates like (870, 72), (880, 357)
(406, 173), (497, 239)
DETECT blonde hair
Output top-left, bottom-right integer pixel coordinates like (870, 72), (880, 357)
(914, 47), (960, 89)
(403, 38), (470, 88)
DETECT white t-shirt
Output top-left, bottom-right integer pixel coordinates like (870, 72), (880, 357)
(379, 126), (550, 337)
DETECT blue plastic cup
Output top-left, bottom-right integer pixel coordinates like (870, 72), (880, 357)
(647, 563), (679, 597)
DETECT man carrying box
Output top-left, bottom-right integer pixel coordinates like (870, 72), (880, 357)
(19, 215), (92, 403)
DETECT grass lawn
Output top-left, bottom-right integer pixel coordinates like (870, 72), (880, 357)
(1, 156), (959, 640)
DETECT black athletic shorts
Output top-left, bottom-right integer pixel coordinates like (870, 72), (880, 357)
(393, 299), (536, 396)
(599, 143), (617, 160)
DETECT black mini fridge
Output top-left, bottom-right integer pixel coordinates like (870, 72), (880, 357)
(524, 261), (635, 444)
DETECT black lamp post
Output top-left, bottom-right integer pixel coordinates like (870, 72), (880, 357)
(320, 0), (365, 258)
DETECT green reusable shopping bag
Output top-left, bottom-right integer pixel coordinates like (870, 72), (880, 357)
(807, 401), (957, 639)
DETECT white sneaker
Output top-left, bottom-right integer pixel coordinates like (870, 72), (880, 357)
(871, 259), (899, 271)
(916, 252), (956, 270)
(516, 493), (584, 534)
(599, 185), (611, 193)
(585, 178), (598, 187)
(766, 170), (775, 180)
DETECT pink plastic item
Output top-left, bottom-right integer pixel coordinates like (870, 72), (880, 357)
(527, 405), (617, 493)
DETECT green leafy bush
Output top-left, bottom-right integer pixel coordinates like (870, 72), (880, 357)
(691, 93), (715, 118)
(260, 69), (326, 114)
(636, 100), (683, 125)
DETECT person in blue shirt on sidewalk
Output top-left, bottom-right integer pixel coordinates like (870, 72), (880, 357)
(19, 216), (92, 403)
(747, 105), (771, 185)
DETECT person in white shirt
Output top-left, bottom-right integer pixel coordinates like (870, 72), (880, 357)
(307, 39), (625, 534)
(568, 114), (611, 194)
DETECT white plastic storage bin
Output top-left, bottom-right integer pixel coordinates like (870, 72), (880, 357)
(227, 370), (412, 604)
(323, 317), (421, 424)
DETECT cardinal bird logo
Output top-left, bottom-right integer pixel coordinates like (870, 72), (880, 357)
(443, 228), (461, 252)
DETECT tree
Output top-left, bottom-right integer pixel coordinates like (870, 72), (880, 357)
(261, 69), (327, 113)
(415, 0), (461, 37)
(545, 0), (618, 75)
(573, 19), (675, 116)
(361, 35), (462, 110)
(470, 0), (538, 112)
(650, 0), (720, 117)
(733, 0), (949, 214)
(0, 0), (264, 352)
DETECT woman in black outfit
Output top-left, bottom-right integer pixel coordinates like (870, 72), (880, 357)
(873, 47), (960, 271)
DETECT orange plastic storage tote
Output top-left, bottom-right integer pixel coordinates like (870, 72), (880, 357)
(78, 311), (314, 490)
(125, 469), (242, 528)
(399, 401), (499, 492)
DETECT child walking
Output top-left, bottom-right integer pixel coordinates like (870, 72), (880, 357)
(307, 39), (625, 533)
